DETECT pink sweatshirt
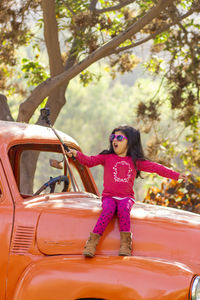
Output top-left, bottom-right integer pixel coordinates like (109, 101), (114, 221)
(77, 152), (180, 199)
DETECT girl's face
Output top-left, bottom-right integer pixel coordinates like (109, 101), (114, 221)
(111, 130), (128, 157)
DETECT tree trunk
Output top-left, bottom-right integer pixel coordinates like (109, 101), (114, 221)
(0, 94), (14, 121)
(20, 0), (69, 194)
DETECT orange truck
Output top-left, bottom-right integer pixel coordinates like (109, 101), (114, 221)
(0, 120), (200, 300)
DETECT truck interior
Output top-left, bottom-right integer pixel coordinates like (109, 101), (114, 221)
(8, 143), (98, 198)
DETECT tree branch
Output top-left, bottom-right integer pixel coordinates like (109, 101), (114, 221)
(18, 0), (67, 124)
(177, 20), (200, 101)
(65, 40), (78, 71)
(40, 0), (66, 124)
(19, 0), (33, 23)
(62, 0), (76, 16)
(89, 0), (98, 11)
(17, 0), (176, 123)
(40, 0), (64, 76)
(112, 4), (197, 55)
(90, 0), (135, 13)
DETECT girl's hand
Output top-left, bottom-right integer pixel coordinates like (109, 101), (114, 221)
(179, 173), (188, 182)
(66, 148), (78, 158)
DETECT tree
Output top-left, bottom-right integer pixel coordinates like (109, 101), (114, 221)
(0, 0), (199, 192)
(135, 0), (200, 172)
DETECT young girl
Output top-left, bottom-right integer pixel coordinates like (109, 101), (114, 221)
(67, 125), (187, 258)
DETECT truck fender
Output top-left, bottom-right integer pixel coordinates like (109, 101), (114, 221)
(12, 256), (193, 300)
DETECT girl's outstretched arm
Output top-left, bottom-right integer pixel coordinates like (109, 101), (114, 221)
(67, 149), (105, 168)
(136, 160), (186, 181)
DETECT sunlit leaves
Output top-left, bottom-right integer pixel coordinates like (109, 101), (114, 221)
(21, 58), (49, 87)
(137, 99), (161, 122)
(0, 0), (39, 65)
(56, 0), (89, 15)
(144, 57), (165, 74)
(154, 31), (170, 44)
(108, 53), (140, 79)
(179, 0), (195, 10)
(143, 175), (200, 213)
(136, 0), (154, 14)
(79, 70), (101, 86)
(180, 122), (200, 169)
(36, 18), (44, 30)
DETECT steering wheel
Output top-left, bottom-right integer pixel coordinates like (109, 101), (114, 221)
(33, 175), (69, 196)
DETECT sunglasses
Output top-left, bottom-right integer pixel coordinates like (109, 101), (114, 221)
(109, 134), (127, 142)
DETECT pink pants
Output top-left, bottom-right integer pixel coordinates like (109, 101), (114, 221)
(93, 196), (134, 236)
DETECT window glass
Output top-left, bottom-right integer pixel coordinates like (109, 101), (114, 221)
(69, 163), (85, 192)
(34, 151), (65, 193)
(20, 150), (85, 196)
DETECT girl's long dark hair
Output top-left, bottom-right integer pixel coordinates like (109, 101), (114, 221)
(100, 125), (146, 178)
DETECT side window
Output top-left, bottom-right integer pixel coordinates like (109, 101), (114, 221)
(19, 149), (86, 196)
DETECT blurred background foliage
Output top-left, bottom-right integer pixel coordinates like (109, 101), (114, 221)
(143, 175), (200, 213)
(54, 65), (200, 202)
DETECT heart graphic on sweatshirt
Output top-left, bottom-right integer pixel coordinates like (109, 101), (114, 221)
(113, 161), (132, 183)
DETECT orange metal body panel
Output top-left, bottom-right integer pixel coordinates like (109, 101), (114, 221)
(0, 159), (14, 300)
(12, 256), (193, 300)
(0, 121), (199, 300)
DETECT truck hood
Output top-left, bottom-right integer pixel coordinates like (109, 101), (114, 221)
(35, 192), (200, 269)
(36, 192), (105, 255)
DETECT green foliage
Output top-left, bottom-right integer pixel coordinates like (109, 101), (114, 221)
(135, 1), (200, 175)
(154, 31), (170, 44)
(0, 0), (39, 66)
(1, 0), (199, 109)
(108, 53), (140, 79)
(136, 0), (154, 13)
(56, 0), (89, 15)
(105, 16), (124, 37)
(80, 70), (101, 87)
(54, 69), (195, 200)
(21, 58), (49, 87)
(150, 14), (200, 127)
(180, 123), (200, 170)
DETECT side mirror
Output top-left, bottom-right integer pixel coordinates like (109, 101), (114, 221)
(49, 159), (63, 170)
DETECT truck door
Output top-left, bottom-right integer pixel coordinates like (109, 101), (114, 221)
(0, 160), (15, 300)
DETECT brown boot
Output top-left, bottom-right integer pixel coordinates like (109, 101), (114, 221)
(83, 232), (101, 257)
(119, 231), (132, 256)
